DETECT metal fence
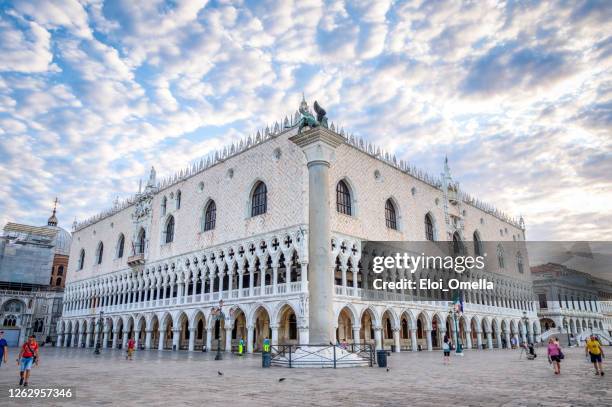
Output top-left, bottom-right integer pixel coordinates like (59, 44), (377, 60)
(269, 343), (374, 368)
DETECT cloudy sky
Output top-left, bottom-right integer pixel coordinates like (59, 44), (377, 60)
(0, 0), (610, 240)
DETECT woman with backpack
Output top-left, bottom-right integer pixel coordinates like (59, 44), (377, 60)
(547, 337), (563, 375)
(442, 335), (451, 365)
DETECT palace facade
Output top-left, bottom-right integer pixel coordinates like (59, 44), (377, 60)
(57, 100), (537, 353)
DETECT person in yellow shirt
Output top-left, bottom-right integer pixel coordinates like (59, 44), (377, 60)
(585, 335), (605, 376)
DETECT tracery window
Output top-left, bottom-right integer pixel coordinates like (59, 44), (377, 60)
(204, 200), (216, 231)
(385, 199), (397, 230)
(251, 182), (267, 217)
(336, 180), (352, 215)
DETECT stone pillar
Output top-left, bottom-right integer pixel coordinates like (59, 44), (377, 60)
(158, 328), (165, 350)
(102, 330), (109, 349)
(56, 334), (63, 347)
(78, 331), (84, 347)
(300, 263), (308, 292)
(285, 261), (291, 289)
(85, 331), (92, 348)
(206, 328), (213, 351)
(425, 330), (433, 351)
(225, 327), (233, 352)
(352, 267), (358, 290)
(476, 331), (483, 349)
(299, 326), (309, 345)
(188, 328), (196, 351)
(238, 270), (244, 298)
(227, 271), (234, 299)
(465, 330), (473, 350)
(272, 266), (278, 294)
(505, 331), (511, 349)
(410, 329), (418, 352)
(486, 331), (493, 349)
(112, 331), (118, 349)
(122, 331), (129, 349)
(374, 327), (383, 350)
(290, 127), (344, 344)
(271, 326), (279, 346)
(248, 267), (255, 297)
(247, 326), (254, 353)
(172, 328), (180, 350)
(145, 330), (152, 350)
(352, 327), (361, 345)
(341, 264), (348, 295)
(393, 329), (401, 352)
(134, 331), (141, 349)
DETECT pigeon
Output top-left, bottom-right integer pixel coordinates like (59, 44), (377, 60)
(386, 368), (390, 372)
(217, 371), (223, 376)
(278, 378), (286, 382)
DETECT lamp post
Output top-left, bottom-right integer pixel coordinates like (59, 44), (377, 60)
(449, 302), (463, 354)
(521, 311), (529, 345)
(564, 320), (571, 347)
(211, 300), (225, 361)
(94, 310), (104, 355)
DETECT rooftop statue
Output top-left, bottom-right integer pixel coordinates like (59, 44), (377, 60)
(289, 95), (329, 134)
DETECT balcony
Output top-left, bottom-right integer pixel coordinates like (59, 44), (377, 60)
(127, 253), (145, 267)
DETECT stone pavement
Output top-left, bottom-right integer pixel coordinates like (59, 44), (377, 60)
(0, 346), (609, 406)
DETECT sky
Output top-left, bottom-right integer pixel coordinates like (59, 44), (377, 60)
(0, 0), (610, 241)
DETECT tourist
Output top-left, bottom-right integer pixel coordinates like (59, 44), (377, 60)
(442, 335), (451, 364)
(0, 331), (8, 367)
(238, 338), (245, 356)
(547, 338), (562, 375)
(585, 335), (605, 376)
(263, 337), (270, 353)
(17, 335), (39, 386)
(126, 336), (136, 360)
(510, 336), (517, 349)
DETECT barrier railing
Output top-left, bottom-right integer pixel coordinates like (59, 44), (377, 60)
(269, 343), (374, 368)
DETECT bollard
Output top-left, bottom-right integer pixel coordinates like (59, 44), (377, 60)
(262, 351), (271, 368)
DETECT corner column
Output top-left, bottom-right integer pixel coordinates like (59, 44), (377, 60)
(290, 127), (344, 345)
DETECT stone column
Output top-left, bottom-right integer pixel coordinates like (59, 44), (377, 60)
(374, 327), (383, 350)
(290, 127), (344, 344)
(122, 331), (129, 349)
(248, 267), (255, 297)
(206, 328), (213, 351)
(172, 328), (180, 350)
(247, 326), (254, 354)
(410, 329), (418, 352)
(188, 328), (196, 351)
(476, 331), (482, 349)
(393, 329), (401, 352)
(85, 331), (92, 348)
(352, 327), (361, 345)
(272, 266), (278, 294)
(145, 330), (152, 350)
(271, 325), (279, 346)
(352, 267), (358, 290)
(134, 331), (141, 349)
(505, 331), (511, 349)
(78, 331), (84, 347)
(225, 327), (233, 352)
(112, 331), (118, 349)
(425, 330), (433, 351)
(158, 328), (165, 350)
(285, 261), (291, 289)
(56, 334), (63, 347)
(227, 271), (234, 299)
(238, 270), (244, 298)
(102, 330), (109, 349)
(300, 263), (308, 292)
(465, 330), (472, 350)
(486, 331), (493, 349)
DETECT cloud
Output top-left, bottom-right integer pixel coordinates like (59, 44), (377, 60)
(0, 0), (610, 242)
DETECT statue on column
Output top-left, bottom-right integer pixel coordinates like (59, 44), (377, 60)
(289, 95), (329, 134)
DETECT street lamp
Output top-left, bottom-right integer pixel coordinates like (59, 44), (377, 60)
(94, 310), (104, 355)
(449, 302), (463, 354)
(521, 311), (529, 345)
(211, 300), (225, 361)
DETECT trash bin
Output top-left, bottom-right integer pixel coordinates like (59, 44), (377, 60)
(262, 351), (271, 368)
(172, 344), (177, 351)
(390, 345), (396, 353)
(376, 350), (387, 368)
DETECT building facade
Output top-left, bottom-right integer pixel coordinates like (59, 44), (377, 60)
(0, 205), (71, 346)
(532, 262), (612, 345)
(57, 100), (538, 354)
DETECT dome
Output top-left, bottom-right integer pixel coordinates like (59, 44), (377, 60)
(46, 225), (72, 256)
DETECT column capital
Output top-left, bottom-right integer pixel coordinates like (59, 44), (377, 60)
(289, 127), (345, 164)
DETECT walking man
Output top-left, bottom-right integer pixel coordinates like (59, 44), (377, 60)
(17, 335), (39, 386)
(0, 331), (8, 367)
(126, 336), (136, 360)
(585, 335), (605, 376)
(238, 338), (244, 356)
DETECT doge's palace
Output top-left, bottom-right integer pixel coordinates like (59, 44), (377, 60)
(57, 98), (538, 354)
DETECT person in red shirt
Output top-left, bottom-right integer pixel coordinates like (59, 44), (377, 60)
(17, 335), (39, 386)
(126, 336), (136, 360)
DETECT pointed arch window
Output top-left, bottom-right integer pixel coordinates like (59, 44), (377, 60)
(452, 232), (464, 255)
(424, 213), (434, 241)
(164, 216), (175, 244)
(161, 196), (167, 216)
(137, 229), (146, 254)
(497, 244), (505, 269)
(57, 265), (64, 276)
(516, 252), (524, 273)
(96, 242), (104, 265)
(385, 199), (397, 230)
(117, 234), (125, 258)
(473, 231), (482, 256)
(78, 249), (85, 270)
(176, 190), (181, 210)
(251, 181), (267, 217)
(336, 180), (352, 215)
(204, 200), (216, 231)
